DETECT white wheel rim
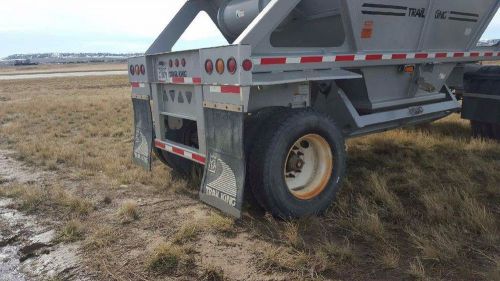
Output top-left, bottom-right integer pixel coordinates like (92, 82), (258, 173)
(284, 134), (333, 200)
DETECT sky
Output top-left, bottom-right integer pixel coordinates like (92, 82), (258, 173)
(0, 0), (499, 58)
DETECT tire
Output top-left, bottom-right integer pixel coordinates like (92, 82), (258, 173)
(154, 121), (201, 176)
(248, 109), (346, 218)
(244, 107), (287, 209)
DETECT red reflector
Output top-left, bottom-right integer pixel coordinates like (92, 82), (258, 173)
(261, 57), (286, 65)
(192, 154), (205, 164)
(181, 58), (186, 67)
(415, 53), (428, 59)
(154, 140), (166, 150)
(205, 59), (213, 75)
(365, 54), (383, 60)
(227, 57), (237, 74)
(242, 59), (253, 71)
(335, 55), (355, 62)
(172, 147), (184, 156)
(300, 56), (323, 63)
(392, 54), (407, 60)
(129, 65), (135, 75)
(140, 65), (145, 75)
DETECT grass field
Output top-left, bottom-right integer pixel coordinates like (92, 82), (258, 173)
(0, 75), (499, 280)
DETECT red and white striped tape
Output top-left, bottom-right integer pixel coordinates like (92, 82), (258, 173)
(209, 85), (242, 95)
(252, 51), (500, 66)
(131, 82), (146, 88)
(159, 77), (202, 85)
(154, 139), (206, 165)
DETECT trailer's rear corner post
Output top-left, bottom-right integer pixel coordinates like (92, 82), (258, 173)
(129, 56), (154, 170)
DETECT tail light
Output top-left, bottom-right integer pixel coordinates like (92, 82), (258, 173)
(129, 65), (135, 75)
(242, 59), (253, 71)
(140, 64), (146, 75)
(227, 57), (237, 74)
(216, 59), (225, 74)
(169, 59), (173, 68)
(205, 59), (214, 75)
(175, 59), (180, 68)
(135, 65), (140, 76)
(181, 58), (186, 67)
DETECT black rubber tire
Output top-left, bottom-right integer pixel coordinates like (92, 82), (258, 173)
(154, 121), (200, 176)
(247, 109), (346, 219)
(244, 107), (288, 209)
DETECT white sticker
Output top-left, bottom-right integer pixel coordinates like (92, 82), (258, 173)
(236, 9), (245, 19)
(298, 84), (309, 96)
(158, 65), (168, 82)
(465, 28), (472, 36)
(439, 73), (446, 80)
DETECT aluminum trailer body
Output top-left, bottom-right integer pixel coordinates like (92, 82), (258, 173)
(129, 0), (500, 218)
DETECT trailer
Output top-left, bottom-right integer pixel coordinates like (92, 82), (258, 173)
(129, 0), (500, 218)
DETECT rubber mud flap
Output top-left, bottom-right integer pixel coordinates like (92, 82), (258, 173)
(200, 108), (245, 218)
(132, 96), (154, 171)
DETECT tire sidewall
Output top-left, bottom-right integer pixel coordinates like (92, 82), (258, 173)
(263, 112), (345, 217)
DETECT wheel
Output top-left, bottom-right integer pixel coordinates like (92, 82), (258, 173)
(154, 120), (201, 176)
(248, 109), (346, 218)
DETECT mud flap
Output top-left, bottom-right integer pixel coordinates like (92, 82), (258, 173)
(200, 109), (246, 218)
(132, 95), (154, 171)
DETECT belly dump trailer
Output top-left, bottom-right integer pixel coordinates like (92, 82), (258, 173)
(129, 0), (500, 218)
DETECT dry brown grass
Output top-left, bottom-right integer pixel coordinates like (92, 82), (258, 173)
(84, 226), (117, 250)
(57, 219), (85, 243)
(173, 223), (202, 244)
(146, 242), (194, 275)
(0, 183), (93, 216)
(1, 75), (499, 280)
(117, 200), (139, 223)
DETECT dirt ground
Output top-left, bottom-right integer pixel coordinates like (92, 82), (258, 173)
(0, 74), (499, 281)
(0, 63), (127, 76)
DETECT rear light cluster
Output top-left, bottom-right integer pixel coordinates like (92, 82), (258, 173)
(130, 64), (146, 76)
(168, 58), (186, 68)
(204, 58), (253, 75)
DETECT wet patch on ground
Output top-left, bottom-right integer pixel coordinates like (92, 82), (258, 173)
(0, 151), (88, 280)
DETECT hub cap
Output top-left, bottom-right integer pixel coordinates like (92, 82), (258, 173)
(284, 134), (333, 200)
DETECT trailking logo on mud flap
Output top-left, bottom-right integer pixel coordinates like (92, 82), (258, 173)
(133, 119), (149, 164)
(205, 154), (238, 207)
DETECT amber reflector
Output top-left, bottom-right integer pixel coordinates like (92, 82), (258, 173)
(216, 59), (225, 74)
